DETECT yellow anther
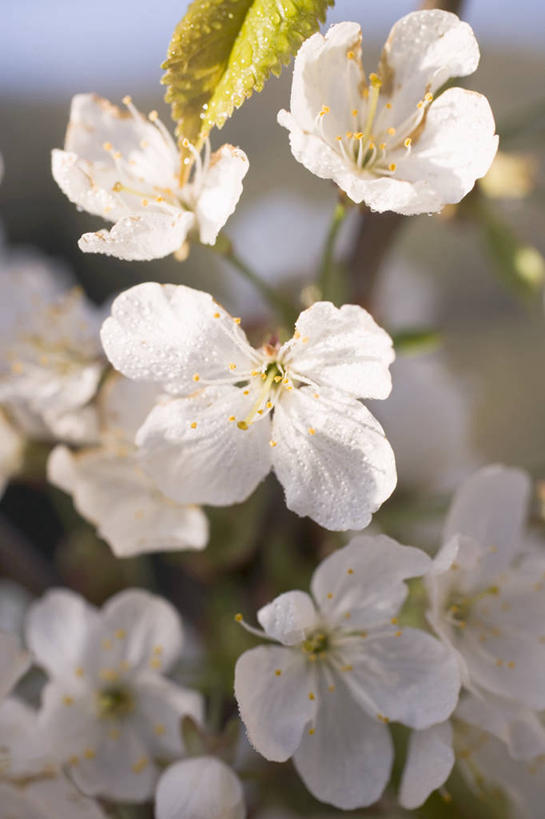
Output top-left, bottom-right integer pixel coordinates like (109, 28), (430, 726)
(103, 141), (113, 151)
(283, 378), (290, 385)
(257, 409), (264, 416)
(113, 151), (122, 160)
(354, 131), (364, 140)
(309, 728), (315, 735)
(275, 669), (282, 676)
(507, 661), (516, 669)
(190, 422), (197, 429)
(243, 389), (250, 395)
(229, 363), (237, 370)
(360, 631), (368, 638)
(308, 427), (316, 435)
(387, 127), (396, 136)
(233, 317), (241, 324)
(250, 370), (259, 377)
(346, 131), (354, 139)
(314, 393), (320, 399)
(389, 163), (397, 172)
(404, 137), (412, 148)
(308, 692), (316, 700)
(266, 401), (272, 409)
(302, 336), (309, 343)
(155, 196), (164, 202)
(336, 135), (343, 141)
(122, 95), (132, 105)
(425, 92), (434, 103)
(390, 617), (398, 625)
(214, 312), (220, 318)
(148, 110), (159, 121)
(235, 613), (243, 622)
(274, 375), (282, 383)
(328, 684), (335, 692)
(75, 666), (84, 677)
(347, 50), (355, 60)
(496, 659), (504, 667)
(140, 140), (149, 149)
(327, 593), (333, 599)
(386, 102), (392, 110)
(84, 748), (96, 760)
(102, 639), (113, 650)
(379, 142), (386, 150)
(237, 421), (248, 430)
(395, 630), (402, 637)
(141, 198), (149, 207)
(99, 668), (119, 682)
(62, 695), (74, 706)
(115, 629), (126, 640)
(294, 330), (301, 339)
(229, 415), (236, 422)
(269, 440), (277, 447)
(417, 101), (424, 109)
(193, 373), (200, 382)
(344, 612), (351, 620)
(369, 72), (381, 87)
(132, 756), (149, 773)
(347, 568), (354, 575)
(352, 108), (358, 117)
(150, 657), (161, 669)
(153, 645), (163, 655)
(319, 105), (330, 116)
(154, 724), (166, 735)
(377, 713), (389, 723)
(69, 755), (79, 766)
(341, 664), (353, 672)
(112, 181), (123, 192)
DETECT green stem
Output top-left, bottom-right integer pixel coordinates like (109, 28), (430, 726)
(210, 234), (296, 326)
(318, 200), (348, 302)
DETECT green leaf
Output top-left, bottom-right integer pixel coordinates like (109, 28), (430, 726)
(162, 0), (332, 166)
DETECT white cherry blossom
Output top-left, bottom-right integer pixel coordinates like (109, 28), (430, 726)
(400, 465), (545, 808)
(25, 588), (203, 802)
(48, 373), (208, 557)
(278, 11), (498, 214)
(52, 94), (249, 261)
(100, 283), (396, 530)
(155, 756), (246, 819)
(234, 535), (460, 809)
(0, 247), (104, 441)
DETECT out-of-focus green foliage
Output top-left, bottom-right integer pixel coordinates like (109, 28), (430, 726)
(162, 0), (332, 171)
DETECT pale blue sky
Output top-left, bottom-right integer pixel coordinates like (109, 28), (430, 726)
(1, 0), (543, 98)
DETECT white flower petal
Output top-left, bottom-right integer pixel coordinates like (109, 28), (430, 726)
(443, 465), (531, 585)
(280, 302), (394, 399)
(0, 698), (48, 778)
(48, 446), (209, 557)
(100, 283), (258, 391)
(72, 721), (157, 802)
(156, 757), (246, 819)
(19, 776), (108, 819)
(137, 388), (272, 506)
(271, 386), (396, 530)
(134, 674), (204, 758)
(0, 632), (30, 701)
(257, 591), (318, 646)
(310, 535), (431, 629)
(97, 589), (183, 675)
(98, 373), (162, 443)
(79, 210), (195, 261)
(393, 88), (498, 211)
(456, 693), (545, 761)
(51, 149), (128, 222)
(341, 627), (460, 729)
(25, 589), (99, 678)
(235, 645), (316, 762)
(293, 671), (393, 809)
(380, 10), (480, 123)
(399, 722), (454, 809)
(277, 111), (353, 186)
(196, 145), (249, 245)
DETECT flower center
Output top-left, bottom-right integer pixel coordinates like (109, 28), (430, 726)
(302, 630), (330, 659)
(445, 585), (500, 630)
(96, 685), (135, 719)
(237, 361), (285, 430)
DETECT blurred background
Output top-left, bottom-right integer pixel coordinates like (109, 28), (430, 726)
(1, 2), (544, 815)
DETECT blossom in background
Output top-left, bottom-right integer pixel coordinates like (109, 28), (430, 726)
(278, 11), (498, 214)
(26, 588), (203, 802)
(400, 466), (545, 809)
(234, 535), (460, 809)
(155, 756), (246, 819)
(101, 283), (396, 530)
(52, 94), (249, 260)
(0, 631), (29, 702)
(0, 246), (104, 441)
(48, 373), (209, 557)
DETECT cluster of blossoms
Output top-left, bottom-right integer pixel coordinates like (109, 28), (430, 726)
(3, 5), (543, 819)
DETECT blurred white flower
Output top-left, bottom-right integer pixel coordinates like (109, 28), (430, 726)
(100, 283), (396, 530)
(0, 247), (104, 441)
(48, 373), (208, 558)
(400, 465), (545, 808)
(0, 778), (107, 819)
(52, 94), (248, 261)
(278, 11), (498, 214)
(155, 756), (246, 819)
(26, 588), (203, 802)
(234, 535), (460, 809)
